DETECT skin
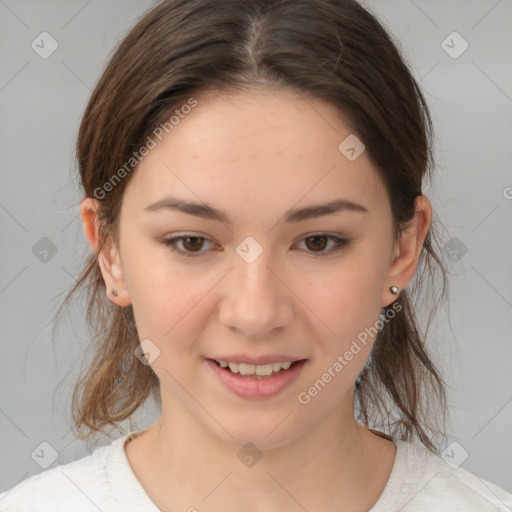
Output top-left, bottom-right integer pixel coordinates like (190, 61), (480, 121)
(81, 88), (431, 512)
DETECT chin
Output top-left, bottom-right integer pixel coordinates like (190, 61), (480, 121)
(209, 412), (303, 451)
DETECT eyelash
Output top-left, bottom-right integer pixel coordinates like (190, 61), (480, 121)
(162, 233), (350, 259)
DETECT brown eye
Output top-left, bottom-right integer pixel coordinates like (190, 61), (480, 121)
(297, 234), (349, 257)
(181, 236), (204, 252)
(163, 235), (215, 258)
(304, 235), (329, 252)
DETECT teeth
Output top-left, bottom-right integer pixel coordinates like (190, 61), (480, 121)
(256, 364), (273, 376)
(238, 363), (255, 375)
(227, 362), (239, 373)
(218, 360), (296, 376)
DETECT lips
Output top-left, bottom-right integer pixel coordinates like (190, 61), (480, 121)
(206, 357), (307, 398)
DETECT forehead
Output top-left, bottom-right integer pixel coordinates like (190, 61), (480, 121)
(122, 89), (390, 222)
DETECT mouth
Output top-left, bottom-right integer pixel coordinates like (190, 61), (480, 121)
(206, 357), (308, 398)
(208, 358), (306, 379)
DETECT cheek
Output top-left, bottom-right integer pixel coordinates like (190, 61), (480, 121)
(299, 272), (382, 401)
(133, 275), (208, 343)
(120, 238), (208, 341)
(302, 257), (383, 338)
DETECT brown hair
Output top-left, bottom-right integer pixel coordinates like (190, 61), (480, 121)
(55, 0), (449, 452)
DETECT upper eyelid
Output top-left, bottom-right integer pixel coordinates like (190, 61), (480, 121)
(164, 231), (346, 240)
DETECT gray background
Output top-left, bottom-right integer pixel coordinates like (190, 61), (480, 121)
(1, 0), (511, 496)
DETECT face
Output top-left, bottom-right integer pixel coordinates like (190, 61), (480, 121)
(101, 89), (406, 449)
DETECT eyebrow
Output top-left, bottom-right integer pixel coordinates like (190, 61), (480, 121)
(144, 196), (368, 224)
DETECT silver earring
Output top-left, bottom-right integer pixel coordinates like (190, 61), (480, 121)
(389, 285), (400, 295)
(111, 289), (118, 297)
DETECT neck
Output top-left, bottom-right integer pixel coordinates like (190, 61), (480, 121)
(125, 392), (396, 512)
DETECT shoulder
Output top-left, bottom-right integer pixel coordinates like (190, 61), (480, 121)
(0, 435), (127, 512)
(374, 439), (512, 511)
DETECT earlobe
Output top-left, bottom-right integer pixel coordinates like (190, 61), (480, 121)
(382, 196), (432, 307)
(80, 197), (131, 307)
(98, 242), (131, 306)
(97, 245), (131, 306)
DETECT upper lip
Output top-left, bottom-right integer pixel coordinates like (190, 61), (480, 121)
(208, 355), (307, 365)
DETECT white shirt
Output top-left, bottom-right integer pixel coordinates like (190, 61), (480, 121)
(1, 430), (511, 511)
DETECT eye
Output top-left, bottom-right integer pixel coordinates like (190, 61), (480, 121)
(162, 234), (215, 258)
(162, 233), (350, 258)
(295, 234), (350, 257)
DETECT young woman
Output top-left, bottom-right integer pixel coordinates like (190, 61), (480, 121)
(1, 0), (511, 510)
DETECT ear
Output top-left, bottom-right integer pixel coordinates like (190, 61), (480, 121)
(80, 197), (131, 306)
(382, 195), (432, 307)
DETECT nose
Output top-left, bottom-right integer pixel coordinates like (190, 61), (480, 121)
(217, 251), (294, 339)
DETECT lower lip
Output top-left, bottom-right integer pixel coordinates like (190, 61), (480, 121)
(206, 359), (307, 399)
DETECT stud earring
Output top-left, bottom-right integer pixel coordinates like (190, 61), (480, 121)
(389, 285), (400, 295)
(111, 289), (118, 297)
